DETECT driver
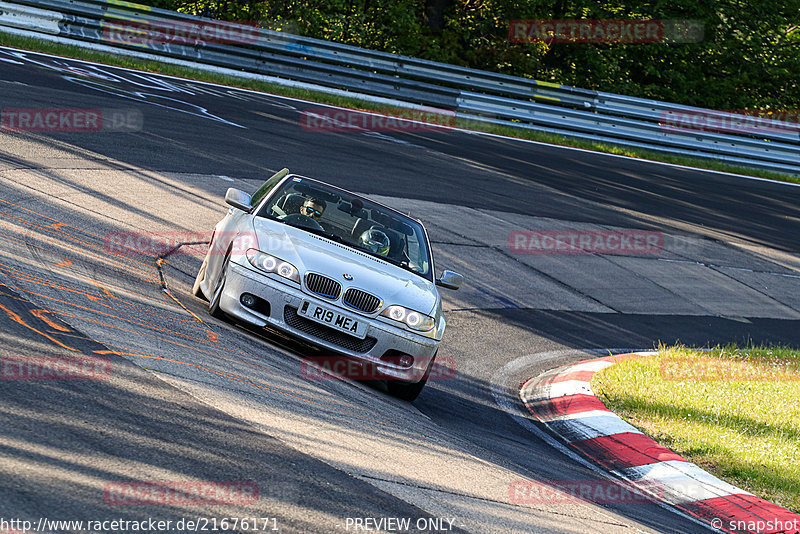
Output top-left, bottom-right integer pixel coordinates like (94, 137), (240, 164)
(301, 197), (326, 221)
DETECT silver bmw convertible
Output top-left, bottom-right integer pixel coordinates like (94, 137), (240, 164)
(193, 169), (463, 401)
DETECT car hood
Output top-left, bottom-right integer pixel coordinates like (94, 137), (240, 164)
(252, 219), (438, 315)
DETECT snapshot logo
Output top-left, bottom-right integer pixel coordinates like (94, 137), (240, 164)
(724, 518), (800, 533)
(102, 19), (260, 46)
(509, 19), (703, 44)
(661, 109), (800, 136)
(104, 481), (258, 506)
(1, 355), (111, 381)
(509, 230), (663, 255)
(300, 107), (456, 133)
(300, 356), (457, 382)
(0, 108), (143, 133)
(508, 480), (657, 505)
(660, 356), (800, 382)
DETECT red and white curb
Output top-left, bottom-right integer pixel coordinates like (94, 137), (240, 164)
(521, 352), (800, 534)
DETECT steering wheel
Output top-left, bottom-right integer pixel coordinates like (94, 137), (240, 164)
(281, 213), (324, 231)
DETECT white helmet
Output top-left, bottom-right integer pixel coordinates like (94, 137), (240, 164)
(359, 228), (390, 256)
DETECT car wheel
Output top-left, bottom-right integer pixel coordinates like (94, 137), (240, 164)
(192, 256), (209, 301)
(208, 252), (230, 320)
(387, 351), (436, 402)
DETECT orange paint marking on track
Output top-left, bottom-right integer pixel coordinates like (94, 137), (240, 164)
(0, 213), (213, 332)
(0, 263), (172, 325)
(160, 288), (219, 342)
(54, 259), (72, 267)
(0, 196), (129, 245)
(0, 196), (223, 346)
(0, 302), (78, 352)
(0, 263), (199, 327)
(0, 280), (218, 347)
(30, 309), (71, 331)
(0, 208), (111, 253)
(0, 282), (258, 360)
(86, 293), (203, 332)
(93, 349), (393, 426)
(82, 279), (209, 330)
(0, 260), (98, 298)
(55, 325), (257, 373)
(89, 279), (117, 300)
(84, 280), (204, 329)
(0, 207), (156, 271)
(0, 218), (154, 274)
(81, 273), (195, 318)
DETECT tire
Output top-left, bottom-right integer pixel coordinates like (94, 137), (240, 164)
(387, 351), (436, 402)
(208, 252), (230, 320)
(192, 256), (209, 301)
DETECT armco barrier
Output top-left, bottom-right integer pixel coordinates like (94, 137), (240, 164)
(1, 0), (799, 175)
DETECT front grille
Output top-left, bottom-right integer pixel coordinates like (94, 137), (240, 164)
(343, 288), (381, 314)
(284, 306), (378, 353)
(305, 273), (341, 299)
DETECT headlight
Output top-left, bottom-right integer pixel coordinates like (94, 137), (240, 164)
(246, 249), (300, 283)
(380, 305), (435, 331)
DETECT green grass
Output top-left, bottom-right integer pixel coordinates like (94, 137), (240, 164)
(592, 345), (800, 512)
(1, 31), (799, 185)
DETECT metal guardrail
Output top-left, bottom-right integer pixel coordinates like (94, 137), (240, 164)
(1, 0), (799, 175)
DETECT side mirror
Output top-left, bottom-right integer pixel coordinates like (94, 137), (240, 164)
(225, 188), (252, 211)
(435, 270), (463, 290)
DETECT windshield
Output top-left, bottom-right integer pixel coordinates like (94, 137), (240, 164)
(256, 176), (432, 280)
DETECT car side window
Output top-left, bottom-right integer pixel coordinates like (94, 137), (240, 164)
(250, 169), (289, 208)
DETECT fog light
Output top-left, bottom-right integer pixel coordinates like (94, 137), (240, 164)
(398, 355), (414, 367)
(240, 293), (257, 308)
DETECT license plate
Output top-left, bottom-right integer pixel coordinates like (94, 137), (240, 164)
(299, 302), (367, 339)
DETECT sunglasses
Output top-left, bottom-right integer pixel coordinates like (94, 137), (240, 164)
(303, 206), (323, 217)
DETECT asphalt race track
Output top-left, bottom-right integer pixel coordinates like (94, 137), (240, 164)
(2, 45), (800, 534)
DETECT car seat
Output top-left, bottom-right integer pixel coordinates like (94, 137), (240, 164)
(278, 193), (307, 216)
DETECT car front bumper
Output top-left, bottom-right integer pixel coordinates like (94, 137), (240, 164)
(218, 262), (439, 383)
